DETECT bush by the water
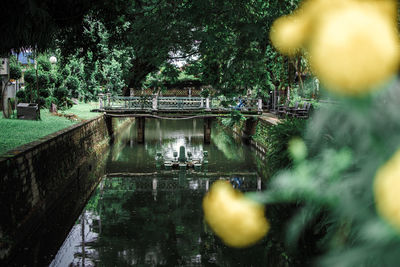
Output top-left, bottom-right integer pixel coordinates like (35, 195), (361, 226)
(264, 118), (307, 176)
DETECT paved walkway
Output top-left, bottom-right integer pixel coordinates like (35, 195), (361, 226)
(259, 112), (280, 125)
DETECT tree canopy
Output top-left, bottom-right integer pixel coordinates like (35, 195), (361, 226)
(0, 0), (97, 54)
(1, 0), (302, 96)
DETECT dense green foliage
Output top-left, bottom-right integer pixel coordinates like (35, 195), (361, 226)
(2, 0), (307, 103)
(255, 119), (307, 176)
(9, 63), (22, 81)
(0, 0), (94, 54)
(51, 0), (302, 97)
(247, 79), (400, 266)
(23, 69), (36, 84)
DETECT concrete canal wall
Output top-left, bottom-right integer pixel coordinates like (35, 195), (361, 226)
(229, 117), (273, 156)
(0, 115), (132, 263)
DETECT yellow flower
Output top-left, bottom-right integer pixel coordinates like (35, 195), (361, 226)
(270, 14), (309, 56)
(308, 2), (399, 95)
(202, 180), (270, 247)
(270, 0), (400, 96)
(374, 149), (400, 231)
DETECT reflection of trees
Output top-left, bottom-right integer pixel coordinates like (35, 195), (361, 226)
(211, 124), (245, 161)
(67, 176), (284, 266)
(111, 122), (136, 162)
(87, 177), (205, 265)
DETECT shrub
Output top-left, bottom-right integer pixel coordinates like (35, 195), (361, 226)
(65, 76), (80, 97)
(45, 96), (57, 109)
(54, 73), (63, 87)
(24, 86), (35, 102)
(16, 90), (26, 102)
(37, 72), (50, 88)
(9, 63), (22, 80)
(37, 57), (52, 72)
(264, 118), (307, 176)
(61, 68), (71, 78)
(39, 88), (50, 98)
(48, 72), (57, 85)
(24, 69), (36, 84)
(221, 110), (245, 128)
(200, 89), (210, 98)
(53, 86), (69, 101)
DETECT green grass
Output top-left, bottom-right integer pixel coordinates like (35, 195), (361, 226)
(0, 102), (101, 155)
(60, 102), (100, 120)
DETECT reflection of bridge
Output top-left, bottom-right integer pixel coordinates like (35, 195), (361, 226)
(99, 96), (262, 144)
(104, 172), (262, 193)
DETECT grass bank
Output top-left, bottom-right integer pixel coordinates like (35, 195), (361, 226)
(0, 102), (100, 155)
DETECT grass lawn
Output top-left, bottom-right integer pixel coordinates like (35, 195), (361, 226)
(0, 102), (101, 155)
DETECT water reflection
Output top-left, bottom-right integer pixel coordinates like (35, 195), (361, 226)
(50, 118), (281, 266)
(51, 174), (264, 266)
(107, 119), (257, 174)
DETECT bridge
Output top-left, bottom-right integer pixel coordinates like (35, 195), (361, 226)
(98, 95), (263, 115)
(98, 95), (263, 144)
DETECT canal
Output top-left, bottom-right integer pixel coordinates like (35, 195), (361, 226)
(15, 118), (283, 266)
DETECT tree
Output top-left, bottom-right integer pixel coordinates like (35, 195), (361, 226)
(83, 0), (301, 95)
(0, 0), (96, 54)
(1, 0), (303, 99)
(2, 58), (22, 117)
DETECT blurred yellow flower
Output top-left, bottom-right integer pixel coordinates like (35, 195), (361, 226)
(308, 3), (399, 95)
(270, 14), (309, 56)
(202, 180), (270, 247)
(374, 149), (400, 231)
(270, 0), (400, 96)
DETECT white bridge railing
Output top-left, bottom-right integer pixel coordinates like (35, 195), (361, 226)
(99, 94), (263, 113)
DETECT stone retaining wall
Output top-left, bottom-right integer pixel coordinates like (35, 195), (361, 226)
(0, 115), (130, 263)
(230, 117), (271, 156)
(250, 118), (270, 155)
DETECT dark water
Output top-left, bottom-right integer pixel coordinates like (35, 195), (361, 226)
(48, 119), (281, 267)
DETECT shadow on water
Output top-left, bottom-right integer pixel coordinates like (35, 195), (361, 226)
(7, 152), (109, 267)
(12, 118), (289, 266)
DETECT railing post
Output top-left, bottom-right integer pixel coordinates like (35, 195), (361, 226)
(258, 98), (263, 114)
(106, 93), (111, 107)
(205, 97), (210, 111)
(98, 93), (104, 109)
(200, 97), (204, 108)
(273, 90), (276, 111)
(152, 94), (158, 111)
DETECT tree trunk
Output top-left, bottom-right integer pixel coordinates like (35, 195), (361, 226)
(2, 78), (10, 118)
(293, 56), (304, 97)
(35, 50), (41, 119)
(126, 58), (157, 96)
